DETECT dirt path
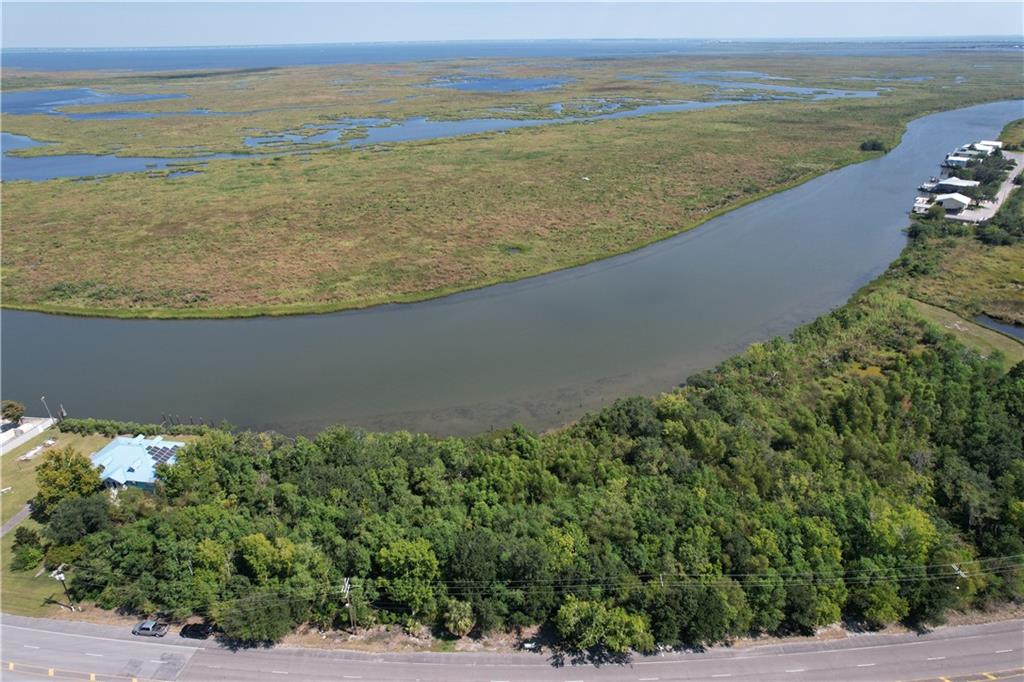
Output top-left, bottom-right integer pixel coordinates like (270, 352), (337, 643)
(1, 504), (31, 537)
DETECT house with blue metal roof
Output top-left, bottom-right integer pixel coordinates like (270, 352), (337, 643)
(90, 435), (184, 490)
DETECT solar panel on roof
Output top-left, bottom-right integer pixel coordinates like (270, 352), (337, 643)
(144, 443), (181, 465)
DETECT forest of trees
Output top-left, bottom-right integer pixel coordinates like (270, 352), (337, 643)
(21, 208), (1024, 654)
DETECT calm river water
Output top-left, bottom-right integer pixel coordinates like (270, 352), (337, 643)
(2, 100), (1022, 435)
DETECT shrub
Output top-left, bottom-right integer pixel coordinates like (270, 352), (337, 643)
(11, 527), (44, 571)
(2, 400), (26, 424)
(443, 599), (475, 637)
(860, 139), (886, 151)
(58, 417), (213, 438)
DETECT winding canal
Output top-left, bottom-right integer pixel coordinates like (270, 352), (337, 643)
(2, 99), (1021, 436)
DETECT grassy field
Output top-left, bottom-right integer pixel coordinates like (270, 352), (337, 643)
(1, 430), (111, 617)
(0, 521), (65, 616)
(2, 53), (1021, 318)
(901, 238), (1024, 325)
(907, 298), (1024, 366)
(1001, 118), (1024, 149)
(1, 430), (111, 524)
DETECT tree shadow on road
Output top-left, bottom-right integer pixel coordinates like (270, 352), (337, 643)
(545, 644), (633, 668)
(214, 634), (278, 652)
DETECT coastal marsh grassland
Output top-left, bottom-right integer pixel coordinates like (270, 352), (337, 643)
(898, 237), (1024, 326)
(2, 53), (1022, 317)
(3, 54), (1020, 157)
(1001, 118), (1024, 149)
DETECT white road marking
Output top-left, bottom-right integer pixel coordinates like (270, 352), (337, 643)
(272, 671), (289, 675)
(343, 677), (363, 680)
(712, 675), (732, 678)
(927, 656), (946, 661)
(785, 669), (806, 673)
(22, 645), (39, 649)
(86, 653), (103, 657)
(1, 624), (197, 651)
(630, 625), (1023, 666)
(639, 678), (661, 681)
(996, 649), (1014, 653)
(3, 620), (1021, 673)
(151, 659), (165, 663)
(856, 663), (875, 667)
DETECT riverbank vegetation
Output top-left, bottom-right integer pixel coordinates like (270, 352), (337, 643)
(2, 53), (1021, 318)
(16, 198), (1022, 653)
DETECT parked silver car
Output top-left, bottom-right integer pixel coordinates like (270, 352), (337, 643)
(131, 620), (169, 637)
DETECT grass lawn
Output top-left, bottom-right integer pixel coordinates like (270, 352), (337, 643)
(908, 298), (1024, 367)
(1, 430), (111, 525)
(0, 520), (65, 616)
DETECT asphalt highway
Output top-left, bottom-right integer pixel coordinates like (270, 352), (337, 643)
(1, 614), (1021, 682)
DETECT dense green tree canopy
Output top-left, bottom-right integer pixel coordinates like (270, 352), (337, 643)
(33, 445), (103, 517)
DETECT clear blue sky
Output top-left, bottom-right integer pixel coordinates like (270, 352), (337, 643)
(3, 2), (1022, 49)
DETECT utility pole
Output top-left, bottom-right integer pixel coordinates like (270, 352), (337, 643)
(951, 563), (968, 590)
(50, 565), (76, 611)
(40, 396), (53, 421)
(342, 578), (356, 631)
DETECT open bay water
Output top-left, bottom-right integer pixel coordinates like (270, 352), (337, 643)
(3, 39), (1020, 71)
(1, 88), (187, 116)
(3, 100), (1021, 436)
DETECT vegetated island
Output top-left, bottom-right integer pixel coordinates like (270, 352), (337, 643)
(1, 51), (1021, 318)
(6, 127), (1022, 654)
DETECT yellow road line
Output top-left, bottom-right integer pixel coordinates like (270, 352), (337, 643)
(904, 671), (1024, 682)
(1, 660), (158, 682)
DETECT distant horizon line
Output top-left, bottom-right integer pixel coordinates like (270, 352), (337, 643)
(5, 35), (1022, 51)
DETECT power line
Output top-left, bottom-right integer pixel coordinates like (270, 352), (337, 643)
(120, 555), (1022, 615)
